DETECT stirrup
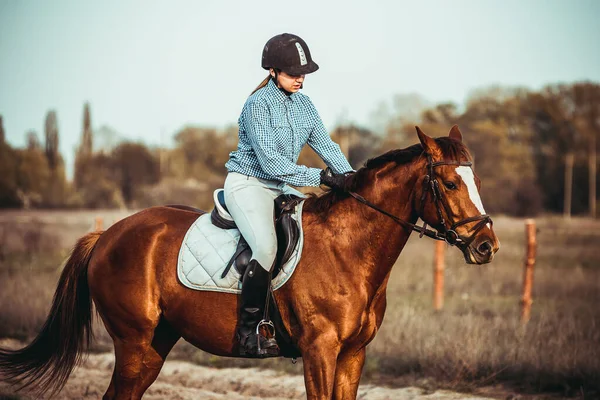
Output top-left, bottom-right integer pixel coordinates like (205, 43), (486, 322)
(256, 319), (277, 354)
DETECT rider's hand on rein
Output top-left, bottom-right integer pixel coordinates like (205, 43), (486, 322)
(320, 167), (352, 191)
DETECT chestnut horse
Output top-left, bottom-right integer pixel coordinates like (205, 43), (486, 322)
(0, 126), (499, 399)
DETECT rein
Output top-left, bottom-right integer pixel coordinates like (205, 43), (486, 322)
(348, 154), (492, 247)
(348, 191), (443, 241)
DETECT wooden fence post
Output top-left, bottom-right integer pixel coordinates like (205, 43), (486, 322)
(433, 240), (445, 311)
(521, 219), (537, 324)
(95, 217), (104, 231)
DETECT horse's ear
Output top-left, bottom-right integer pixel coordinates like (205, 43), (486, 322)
(416, 126), (440, 156)
(449, 125), (463, 142)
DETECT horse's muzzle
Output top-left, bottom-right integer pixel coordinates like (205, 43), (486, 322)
(463, 236), (499, 264)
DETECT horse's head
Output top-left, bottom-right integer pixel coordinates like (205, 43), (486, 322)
(415, 125), (500, 264)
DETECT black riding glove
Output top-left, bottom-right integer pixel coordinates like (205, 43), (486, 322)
(320, 167), (352, 190)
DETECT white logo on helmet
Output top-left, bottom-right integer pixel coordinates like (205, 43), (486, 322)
(295, 42), (308, 66)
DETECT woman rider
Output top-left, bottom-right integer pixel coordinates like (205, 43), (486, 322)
(224, 33), (353, 357)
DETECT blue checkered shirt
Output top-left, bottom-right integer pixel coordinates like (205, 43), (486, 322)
(225, 79), (353, 187)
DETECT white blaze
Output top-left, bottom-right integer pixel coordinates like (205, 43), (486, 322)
(455, 166), (486, 214)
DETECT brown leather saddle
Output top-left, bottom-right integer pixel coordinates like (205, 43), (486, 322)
(209, 189), (303, 280)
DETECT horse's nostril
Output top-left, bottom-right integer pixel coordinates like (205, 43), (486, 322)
(478, 241), (492, 255)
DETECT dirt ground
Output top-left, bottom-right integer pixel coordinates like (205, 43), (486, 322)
(0, 344), (496, 400)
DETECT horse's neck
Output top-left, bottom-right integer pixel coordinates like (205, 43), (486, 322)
(320, 162), (421, 294)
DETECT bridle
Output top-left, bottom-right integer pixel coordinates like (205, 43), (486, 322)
(348, 154), (493, 247)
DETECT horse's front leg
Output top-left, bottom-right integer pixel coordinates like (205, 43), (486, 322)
(300, 332), (341, 399)
(332, 347), (366, 400)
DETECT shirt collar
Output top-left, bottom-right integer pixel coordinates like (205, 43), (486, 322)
(266, 78), (297, 102)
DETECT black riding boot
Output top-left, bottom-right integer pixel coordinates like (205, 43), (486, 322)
(237, 259), (280, 357)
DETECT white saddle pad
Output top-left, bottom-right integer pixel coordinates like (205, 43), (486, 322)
(177, 202), (305, 294)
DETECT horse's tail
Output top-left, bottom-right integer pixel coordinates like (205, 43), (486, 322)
(0, 230), (102, 397)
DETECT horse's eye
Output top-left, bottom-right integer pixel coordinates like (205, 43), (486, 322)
(444, 181), (457, 190)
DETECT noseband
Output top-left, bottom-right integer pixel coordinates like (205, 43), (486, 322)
(348, 154), (493, 247)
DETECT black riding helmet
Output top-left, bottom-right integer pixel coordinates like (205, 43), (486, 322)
(262, 33), (319, 76)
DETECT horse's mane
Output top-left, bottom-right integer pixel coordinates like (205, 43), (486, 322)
(304, 137), (472, 217)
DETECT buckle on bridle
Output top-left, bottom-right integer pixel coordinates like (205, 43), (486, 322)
(444, 229), (460, 245)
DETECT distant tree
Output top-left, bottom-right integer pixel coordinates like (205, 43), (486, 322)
(459, 118), (541, 216)
(146, 125), (238, 209)
(0, 141), (20, 207)
(79, 102), (93, 156)
(571, 82), (600, 217)
(111, 142), (160, 206)
(27, 130), (41, 150)
(378, 86), (542, 216)
(457, 88), (542, 215)
(74, 152), (124, 209)
(168, 126), (236, 180)
(0, 115), (5, 143)
(16, 146), (50, 208)
(74, 103), (95, 190)
(526, 84), (592, 215)
(39, 110), (69, 207)
(422, 102), (459, 125)
(80, 177), (125, 209)
(0, 117), (19, 207)
(44, 110), (59, 170)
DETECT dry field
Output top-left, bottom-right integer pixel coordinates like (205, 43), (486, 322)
(0, 209), (599, 399)
(0, 339), (500, 400)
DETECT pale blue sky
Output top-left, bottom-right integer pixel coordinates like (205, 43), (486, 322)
(1, 0), (599, 176)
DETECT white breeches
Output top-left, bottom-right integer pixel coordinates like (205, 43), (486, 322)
(224, 172), (304, 272)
